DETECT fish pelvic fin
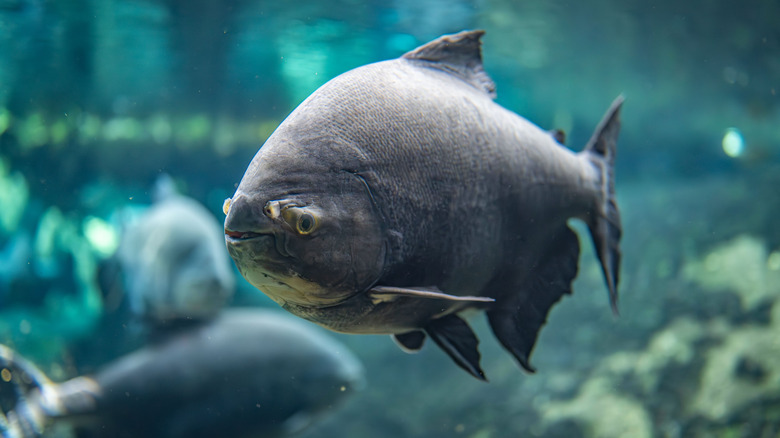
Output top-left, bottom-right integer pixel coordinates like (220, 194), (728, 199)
(487, 226), (580, 373)
(425, 314), (487, 381)
(392, 331), (426, 353)
(583, 95), (624, 315)
(402, 30), (497, 99)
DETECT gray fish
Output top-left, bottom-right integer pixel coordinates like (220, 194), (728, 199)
(0, 309), (364, 438)
(115, 175), (235, 324)
(223, 30), (623, 380)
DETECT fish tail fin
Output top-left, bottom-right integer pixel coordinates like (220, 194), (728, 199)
(583, 96), (624, 314)
(0, 344), (56, 437)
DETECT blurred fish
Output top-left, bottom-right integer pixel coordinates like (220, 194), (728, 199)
(223, 30), (623, 380)
(112, 175), (235, 325)
(0, 309), (364, 438)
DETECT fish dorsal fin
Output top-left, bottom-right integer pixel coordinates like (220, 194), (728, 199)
(152, 173), (179, 203)
(402, 30), (497, 99)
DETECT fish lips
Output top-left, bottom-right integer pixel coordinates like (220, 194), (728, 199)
(224, 229), (266, 241)
(225, 231), (281, 264)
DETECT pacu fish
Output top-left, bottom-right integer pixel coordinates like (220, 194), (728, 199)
(113, 175), (235, 324)
(224, 30), (623, 380)
(0, 310), (364, 438)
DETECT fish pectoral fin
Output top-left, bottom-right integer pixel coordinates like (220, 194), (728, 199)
(281, 411), (315, 435)
(392, 331), (426, 353)
(425, 314), (486, 381)
(368, 286), (495, 305)
(487, 226), (581, 373)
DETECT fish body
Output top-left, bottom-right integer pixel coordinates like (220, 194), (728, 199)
(0, 310), (364, 438)
(224, 30), (623, 379)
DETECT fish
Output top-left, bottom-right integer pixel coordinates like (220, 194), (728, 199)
(112, 175), (235, 325)
(0, 309), (364, 438)
(223, 30), (623, 380)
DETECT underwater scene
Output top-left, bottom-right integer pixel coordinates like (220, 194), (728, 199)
(1, 0), (779, 437)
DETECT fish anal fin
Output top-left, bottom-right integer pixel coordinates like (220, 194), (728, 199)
(425, 314), (486, 381)
(368, 286), (494, 305)
(392, 331), (426, 353)
(402, 30), (497, 99)
(487, 226), (580, 373)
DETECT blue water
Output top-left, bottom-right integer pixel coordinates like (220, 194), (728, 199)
(1, 1), (778, 437)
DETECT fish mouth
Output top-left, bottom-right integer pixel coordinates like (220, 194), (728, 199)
(224, 229), (267, 242)
(225, 228), (294, 260)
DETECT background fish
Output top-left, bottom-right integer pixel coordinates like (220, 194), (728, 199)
(0, 309), (364, 438)
(224, 30), (623, 380)
(113, 175), (235, 325)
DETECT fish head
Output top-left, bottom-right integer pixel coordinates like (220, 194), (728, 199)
(224, 138), (386, 309)
(120, 197), (235, 322)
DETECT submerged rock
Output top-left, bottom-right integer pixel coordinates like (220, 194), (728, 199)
(683, 235), (780, 312)
(534, 233), (780, 437)
(690, 302), (780, 421)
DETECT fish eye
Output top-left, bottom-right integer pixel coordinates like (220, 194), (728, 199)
(296, 212), (316, 235)
(222, 198), (231, 215)
(275, 204), (318, 235)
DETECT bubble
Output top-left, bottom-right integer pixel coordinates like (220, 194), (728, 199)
(722, 127), (744, 158)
